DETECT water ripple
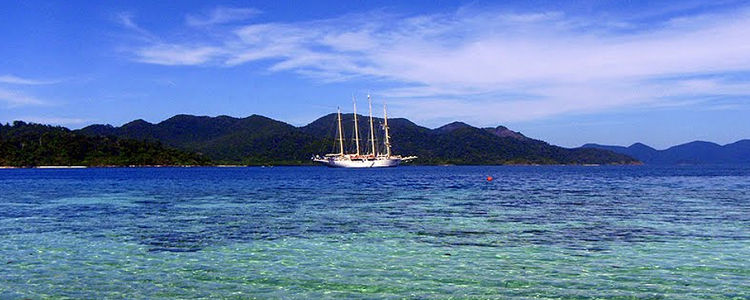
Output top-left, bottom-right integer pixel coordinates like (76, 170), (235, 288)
(1, 165), (748, 298)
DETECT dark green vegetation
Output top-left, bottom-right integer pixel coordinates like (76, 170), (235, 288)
(0, 115), (639, 167)
(72, 114), (637, 166)
(583, 140), (750, 164)
(78, 115), (331, 165)
(0, 121), (210, 167)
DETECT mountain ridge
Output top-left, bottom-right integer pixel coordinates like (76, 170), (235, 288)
(72, 113), (637, 165)
(0, 121), (209, 166)
(582, 140), (750, 164)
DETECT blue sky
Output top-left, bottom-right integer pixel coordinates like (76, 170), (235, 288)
(2, 0), (749, 149)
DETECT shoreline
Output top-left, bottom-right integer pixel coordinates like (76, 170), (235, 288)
(0, 162), (644, 169)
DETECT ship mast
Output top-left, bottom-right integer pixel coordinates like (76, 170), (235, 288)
(352, 96), (360, 156)
(368, 94), (377, 156)
(383, 102), (391, 158)
(337, 107), (344, 156)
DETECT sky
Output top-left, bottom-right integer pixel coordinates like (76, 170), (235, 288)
(1, 0), (750, 149)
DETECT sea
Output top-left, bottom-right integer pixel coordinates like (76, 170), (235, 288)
(0, 165), (748, 299)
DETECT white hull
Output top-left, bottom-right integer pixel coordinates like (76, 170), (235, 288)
(313, 95), (415, 168)
(313, 157), (402, 168)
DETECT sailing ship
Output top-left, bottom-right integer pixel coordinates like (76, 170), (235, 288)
(312, 95), (416, 168)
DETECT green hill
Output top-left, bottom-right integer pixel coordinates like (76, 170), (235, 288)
(80, 114), (329, 165)
(75, 114), (638, 165)
(0, 121), (210, 167)
(302, 114), (636, 165)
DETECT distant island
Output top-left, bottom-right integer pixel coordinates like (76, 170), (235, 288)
(1, 114), (639, 167)
(0, 121), (209, 167)
(583, 141), (750, 165)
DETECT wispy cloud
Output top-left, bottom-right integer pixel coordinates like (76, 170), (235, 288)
(186, 7), (260, 26)
(0, 89), (48, 107)
(0, 74), (60, 85)
(118, 5), (750, 124)
(135, 44), (222, 66)
(114, 12), (158, 42)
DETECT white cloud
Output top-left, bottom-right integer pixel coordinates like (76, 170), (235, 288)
(0, 74), (59, 85)
(0, 89), (48, 107)
(114, 12), (159, 43)
(135, 44), (222, 66)
(115, 12), (138, 29)
(186, 7), (260, 26)
(120, 6), (750, 124)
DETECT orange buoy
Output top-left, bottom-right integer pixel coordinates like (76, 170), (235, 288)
(486, 176), (493, 181)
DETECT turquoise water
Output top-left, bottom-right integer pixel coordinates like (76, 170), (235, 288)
(0, 166), (748, 299)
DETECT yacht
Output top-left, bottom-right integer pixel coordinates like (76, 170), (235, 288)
(312, 95), (416, 168)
